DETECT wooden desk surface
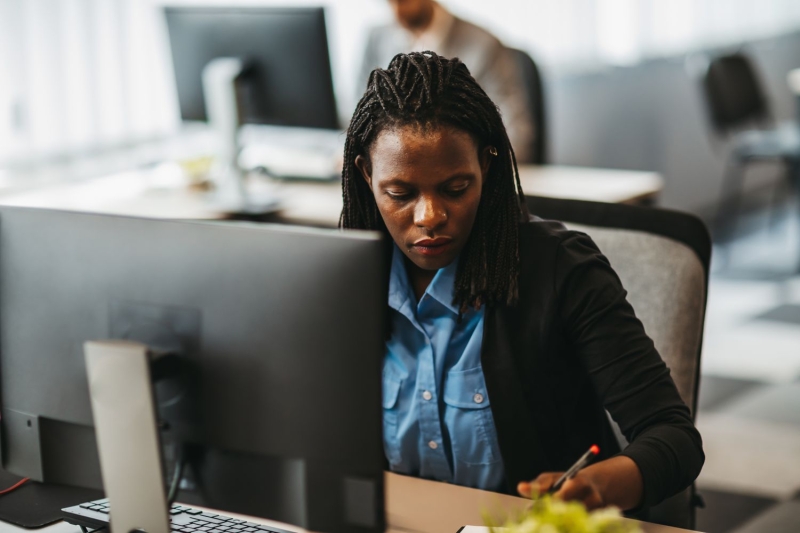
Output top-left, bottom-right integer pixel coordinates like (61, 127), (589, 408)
(0, 473), (697, 533)
(517, 165), (663, 205)
(0, 165), (662, 224)
(0, 170), (224, 220)
(385, 473), (698, 533)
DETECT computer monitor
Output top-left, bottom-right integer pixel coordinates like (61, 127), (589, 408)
(0, 207), (387, 532)
(164, 6), (339, 130)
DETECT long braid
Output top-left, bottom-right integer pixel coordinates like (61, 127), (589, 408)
(341, 51), (528, 312)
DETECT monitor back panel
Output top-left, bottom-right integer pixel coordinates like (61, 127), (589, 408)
(0, 207), (387, 531)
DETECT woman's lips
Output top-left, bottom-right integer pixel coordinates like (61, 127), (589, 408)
(412, 238), (453, 257)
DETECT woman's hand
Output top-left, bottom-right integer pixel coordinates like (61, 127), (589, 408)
(517, 456), (644, 511)
(517, 471), (604, 510)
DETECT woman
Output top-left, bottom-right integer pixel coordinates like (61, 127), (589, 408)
(341, 51), (703, 513)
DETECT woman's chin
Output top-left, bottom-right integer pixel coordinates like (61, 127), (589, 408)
(408, 250), (458, 271)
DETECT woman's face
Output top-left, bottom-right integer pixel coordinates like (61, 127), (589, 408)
(355, 124), (492, 272)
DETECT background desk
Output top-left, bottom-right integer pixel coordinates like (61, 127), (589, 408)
(0, 473), (699, 533)
(0, 165), (662, 225)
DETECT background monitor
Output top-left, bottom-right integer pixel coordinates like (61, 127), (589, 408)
(0, 207), (387, 532)
(164, 6), (340, 130)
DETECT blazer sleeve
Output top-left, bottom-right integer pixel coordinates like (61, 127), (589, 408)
(554, 231), (704, 507)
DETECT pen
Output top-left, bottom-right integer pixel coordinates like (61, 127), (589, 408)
(549, 444), (600, 493)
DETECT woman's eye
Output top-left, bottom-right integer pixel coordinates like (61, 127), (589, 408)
(445, 186), (468, 197)
(386, 191), (412, 201)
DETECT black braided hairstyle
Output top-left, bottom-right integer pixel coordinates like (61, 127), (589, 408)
(340, 51), (528, 313)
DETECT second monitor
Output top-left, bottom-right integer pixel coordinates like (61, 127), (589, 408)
(164, 6), (340, 130)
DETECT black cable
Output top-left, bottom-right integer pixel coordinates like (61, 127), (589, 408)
(167, 444), (186, 506)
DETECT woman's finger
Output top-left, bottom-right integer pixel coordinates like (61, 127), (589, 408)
(555, 474), (604, 510)
(556, 476), (591, 501)
(518, 472), (563, 497)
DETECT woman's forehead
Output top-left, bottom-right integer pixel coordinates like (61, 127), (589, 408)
(373, 122), (475, 146)
(369, 124), (480, 178)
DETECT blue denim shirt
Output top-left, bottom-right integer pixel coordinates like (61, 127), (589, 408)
(383, 245), (505, 491)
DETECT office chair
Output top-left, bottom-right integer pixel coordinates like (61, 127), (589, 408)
(508, 48), (548, 165)
(527, 196), (711, 531)
(700, 52), (800, 241)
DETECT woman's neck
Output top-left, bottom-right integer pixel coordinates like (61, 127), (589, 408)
(403, 256), (437, 303)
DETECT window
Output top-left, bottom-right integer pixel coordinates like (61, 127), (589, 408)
(1, 0), (798, 162)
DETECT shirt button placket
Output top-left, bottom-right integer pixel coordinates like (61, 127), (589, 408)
(419, 333), (449, 478)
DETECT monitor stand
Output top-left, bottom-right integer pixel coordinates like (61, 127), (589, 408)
(201, 58), (280, 216)
(84, 340), (171, 533)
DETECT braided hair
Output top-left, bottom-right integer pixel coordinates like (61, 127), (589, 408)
(341, 51), (528, 312)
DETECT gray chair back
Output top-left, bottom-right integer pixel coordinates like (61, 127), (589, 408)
(527, 196), (711, 531)
(567, 224), (706, 409)
(702, 52), (772, 135)
(507, 48), (547, 165)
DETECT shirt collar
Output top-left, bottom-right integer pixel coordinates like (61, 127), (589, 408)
(388, 244), (460, 316)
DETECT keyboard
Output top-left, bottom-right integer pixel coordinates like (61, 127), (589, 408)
(62, 498), (294, 533)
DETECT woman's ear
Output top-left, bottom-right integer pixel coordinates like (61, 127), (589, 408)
(354, 154), (373, 190)
(479, 145), (495, 178)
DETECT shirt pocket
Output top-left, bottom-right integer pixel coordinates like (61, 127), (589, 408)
(382, 365), (403, 467)
(443, 366), (501, 466)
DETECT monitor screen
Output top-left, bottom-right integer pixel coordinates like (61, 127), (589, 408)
(165, 7), (339, 130)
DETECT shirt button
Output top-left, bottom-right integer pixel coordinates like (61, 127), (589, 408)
(428, 440), (438, 450)
(422, 390), (432, 401)
(473, 393), (485, 404)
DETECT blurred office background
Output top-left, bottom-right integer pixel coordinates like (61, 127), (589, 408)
(2, 1), (800, 532)
(3, 0), (800, 213)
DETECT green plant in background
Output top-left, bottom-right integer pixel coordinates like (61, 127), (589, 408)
(483, 494), (643, 533)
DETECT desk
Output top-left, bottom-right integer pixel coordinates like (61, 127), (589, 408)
(0, 170), (223, 220)
(384, 473), (695, 533)
(0, 473), (698, 533)
(0, 165), (662, 225)
(518, 165), (663, 205)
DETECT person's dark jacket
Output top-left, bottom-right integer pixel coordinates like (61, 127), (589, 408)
(482, 219), (704, 508)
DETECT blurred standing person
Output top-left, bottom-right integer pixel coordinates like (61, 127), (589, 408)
(359, 0), (537, 163)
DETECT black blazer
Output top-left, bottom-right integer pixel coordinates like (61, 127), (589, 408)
(482, 219), (704, 508)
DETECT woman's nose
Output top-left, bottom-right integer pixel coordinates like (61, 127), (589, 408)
(414, 196), (447, 231)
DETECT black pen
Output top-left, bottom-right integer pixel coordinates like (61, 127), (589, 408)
(549, 444), (600, 493)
